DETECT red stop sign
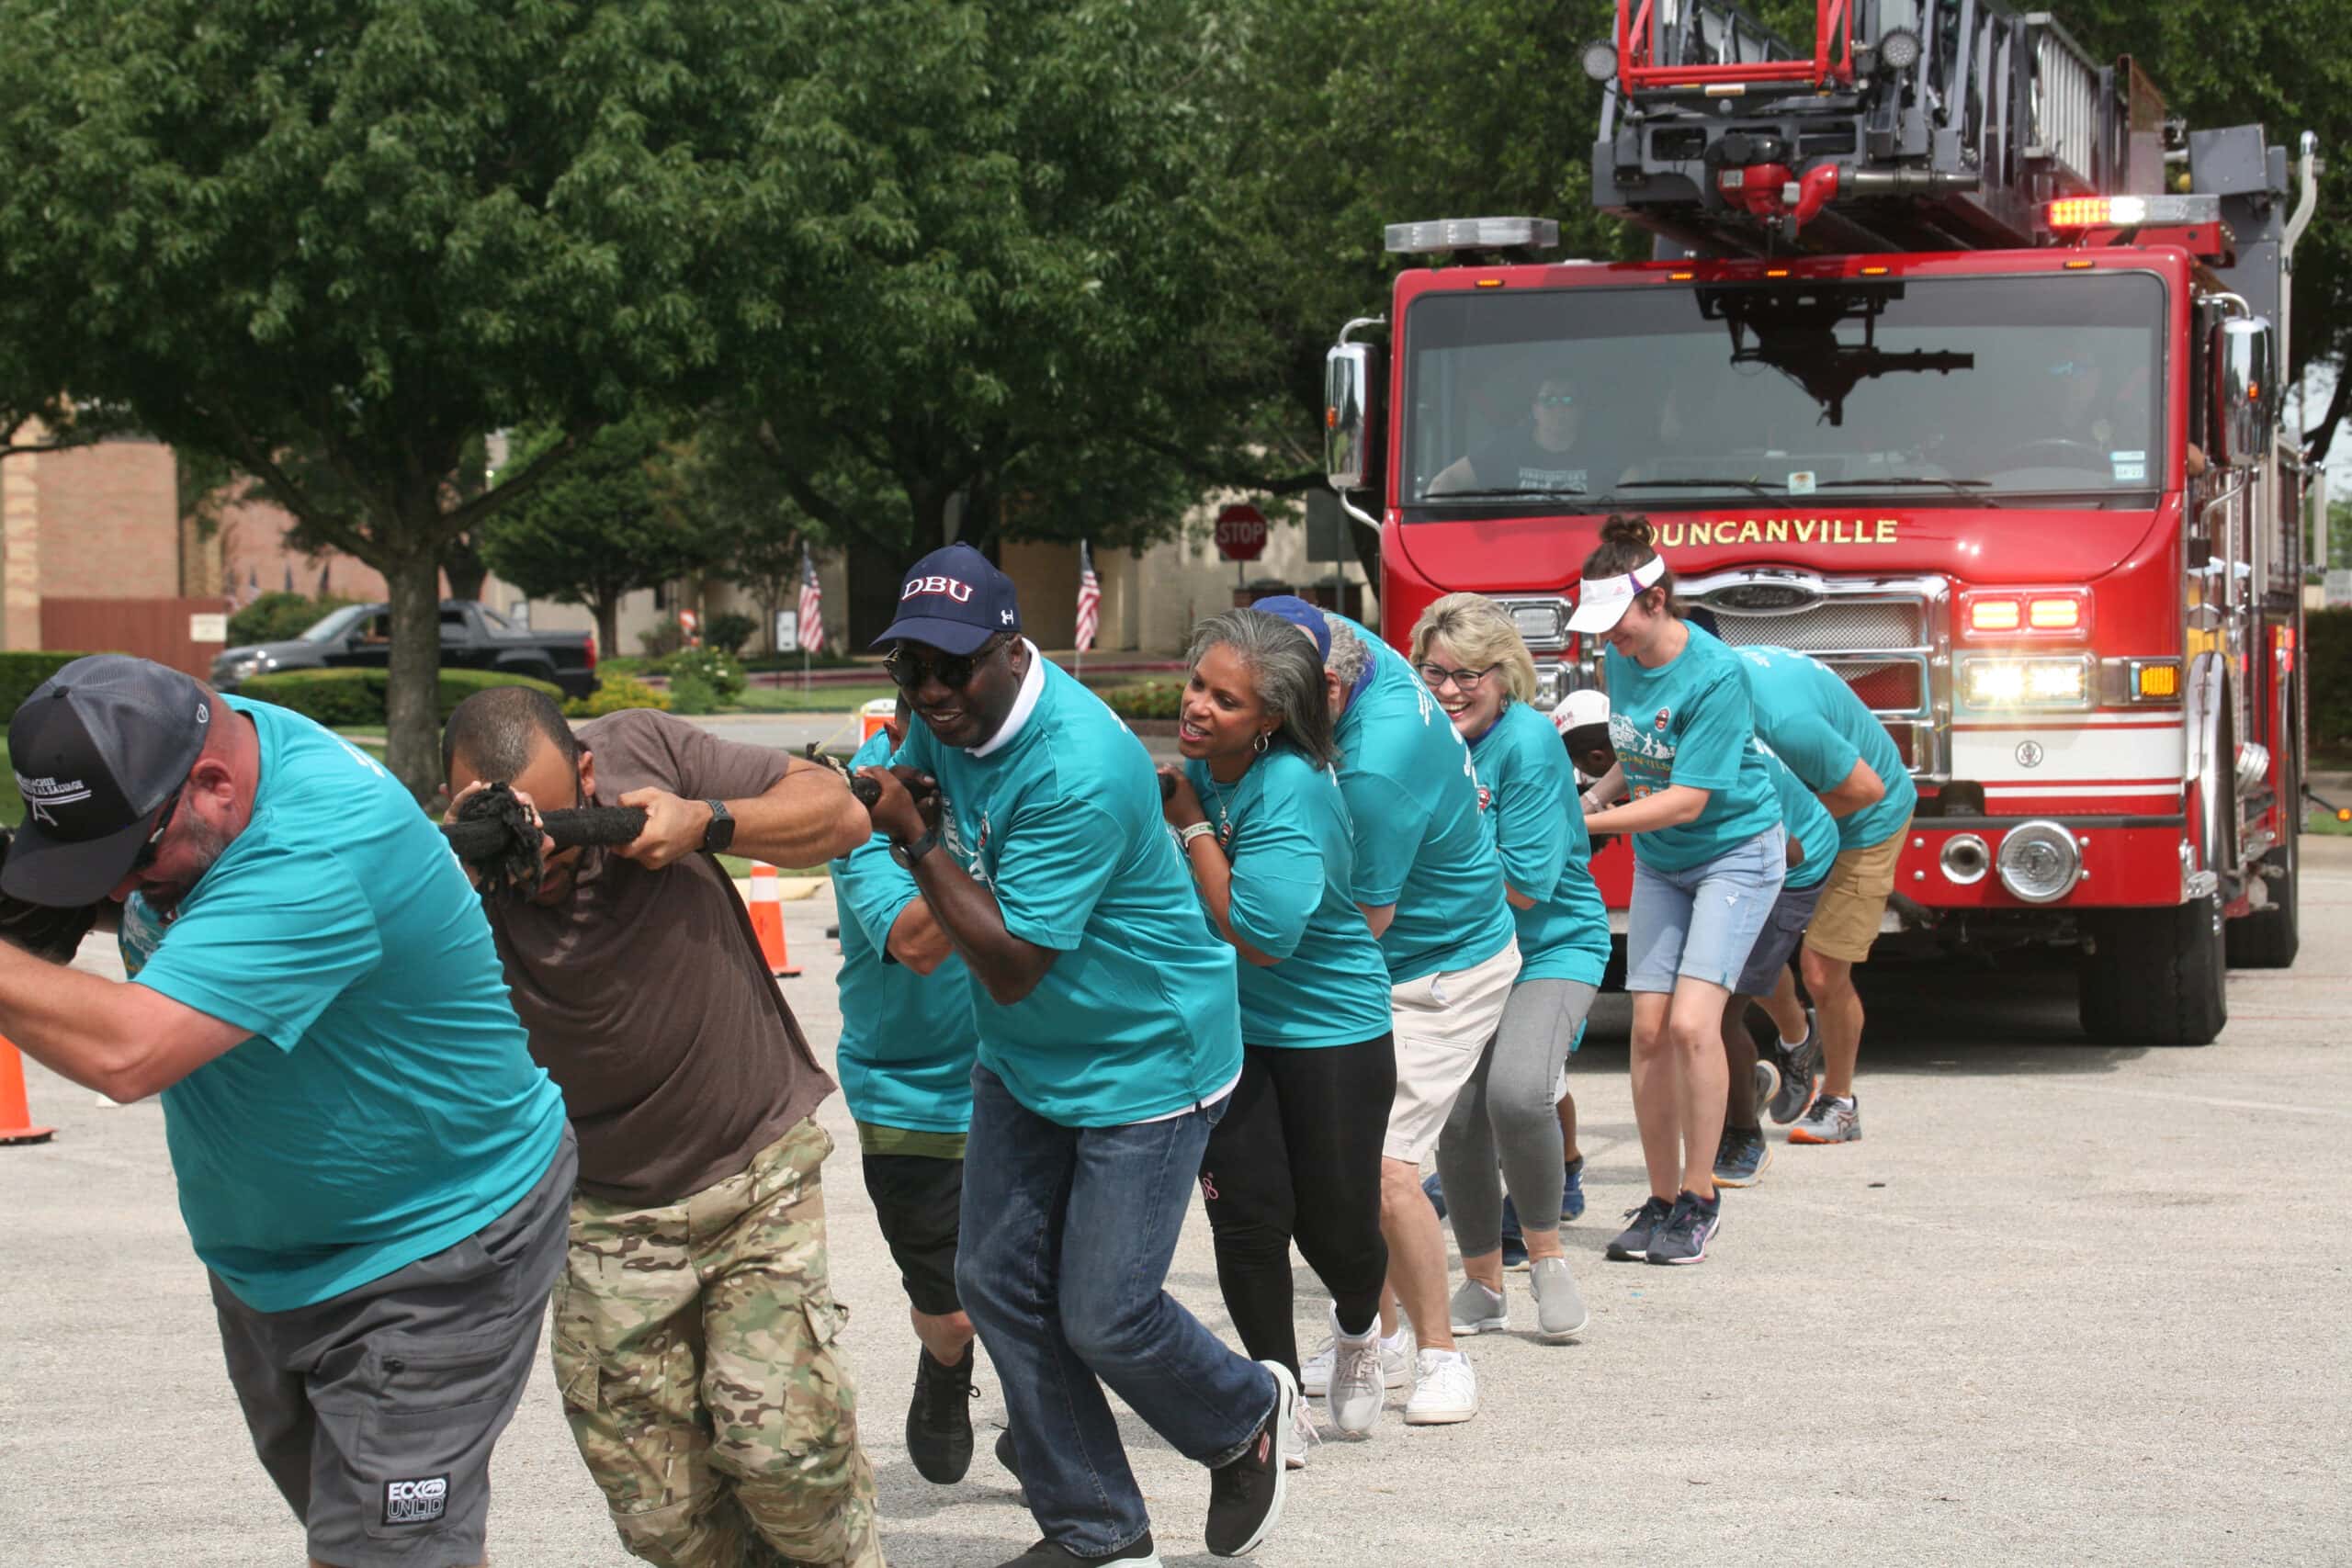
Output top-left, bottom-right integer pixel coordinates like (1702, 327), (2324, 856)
(1216, 503), (1268, 562)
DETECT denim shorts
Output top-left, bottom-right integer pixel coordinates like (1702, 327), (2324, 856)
(1625, 827), (1787, 994)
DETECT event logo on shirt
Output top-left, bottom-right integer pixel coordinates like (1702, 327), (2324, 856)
(1654, 706), (1671, 732)
(901, 575), (974, 603)
(1477, 784), (1492, 811)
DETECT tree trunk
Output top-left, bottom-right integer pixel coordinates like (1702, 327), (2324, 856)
(382, 547), (446, 800)
(592, 593), (621, 666)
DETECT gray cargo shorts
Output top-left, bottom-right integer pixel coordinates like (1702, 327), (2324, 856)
(209, 1124), (575, 1567)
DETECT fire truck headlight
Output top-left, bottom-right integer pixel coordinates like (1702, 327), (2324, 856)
(1996, 821), (2083, 904)
(1962, 657), (2091, 710)
(1581, 39), (1618, 81)
(1874, 28), (1923, 72)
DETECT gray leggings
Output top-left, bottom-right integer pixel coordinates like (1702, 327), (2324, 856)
(1433, 977), (1599, 1255)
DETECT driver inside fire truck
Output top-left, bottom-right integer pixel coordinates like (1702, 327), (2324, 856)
(1428, 374), (1591, 496)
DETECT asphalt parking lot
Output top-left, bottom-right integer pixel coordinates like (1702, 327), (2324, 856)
(2, 842), (2346, 1566)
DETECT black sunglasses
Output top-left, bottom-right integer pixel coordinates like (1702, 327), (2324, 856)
(884, 635), (1008, 692)
(129, 785), (184, 875)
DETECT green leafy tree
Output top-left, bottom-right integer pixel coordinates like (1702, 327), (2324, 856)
(0, 0), (808, 794)
(480, 418), (716, 657)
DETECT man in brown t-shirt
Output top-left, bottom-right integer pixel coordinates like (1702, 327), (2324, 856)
(441, 687), (883, 1568)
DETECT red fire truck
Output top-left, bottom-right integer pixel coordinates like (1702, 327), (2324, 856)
(1322, 0), (2320, 1044)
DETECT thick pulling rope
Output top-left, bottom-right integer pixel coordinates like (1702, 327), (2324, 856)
(440, 784), (649, 896)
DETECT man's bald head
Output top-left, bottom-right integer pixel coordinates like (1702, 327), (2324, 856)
(443, 686), (580, 786)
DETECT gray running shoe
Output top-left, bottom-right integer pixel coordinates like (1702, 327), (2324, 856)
(1789, 1092), (1861, 1145)
(1768, 1010), (1822, 1124)
(1605, 1195), (1675, 1262)
(1752, 1055), (1781, 1115)
(1713, 1126), (1771, 1188)
(1527, 1256), (1589, 1341)
(1448, 1277), (1509, 1336)
(1644, 1190), (1722, 1265)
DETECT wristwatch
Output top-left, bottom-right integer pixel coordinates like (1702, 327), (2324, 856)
(890, 829), (940, 869)
(701, 799), (735, 853)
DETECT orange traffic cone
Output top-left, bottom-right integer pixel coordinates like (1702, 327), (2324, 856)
(0, 1035), (55, 1146)
(747, 862), (802, 978)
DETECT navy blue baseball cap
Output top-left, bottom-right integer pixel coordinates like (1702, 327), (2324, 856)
(1248, 595), (1332, 662)
(874, 544), (1022, 656)
(6, 655), (213, 905)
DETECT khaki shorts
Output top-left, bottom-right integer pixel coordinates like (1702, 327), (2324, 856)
(1803, 819), (1912, 964)
(1384, 937), (1521, 1163)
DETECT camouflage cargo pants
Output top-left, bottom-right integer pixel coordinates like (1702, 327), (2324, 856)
(551, 1118), (887, 1568)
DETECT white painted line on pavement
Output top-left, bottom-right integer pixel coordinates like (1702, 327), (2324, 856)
(2035, 1083), (2351, 1119)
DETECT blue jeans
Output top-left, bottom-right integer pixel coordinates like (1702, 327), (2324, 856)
(958, 1066), (1276, 1557)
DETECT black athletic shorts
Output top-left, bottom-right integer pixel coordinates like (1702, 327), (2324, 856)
(208, 1125), (575, 1568)
(1736, 876), (1829, 999)
(860, 1142), (966, 1317)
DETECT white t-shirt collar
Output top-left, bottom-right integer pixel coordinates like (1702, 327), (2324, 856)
(968, 638), (1045, 758)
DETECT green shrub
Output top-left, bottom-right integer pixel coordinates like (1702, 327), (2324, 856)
(0, 651), (89, 720)
(2309, 609), (2352, 756)
(241, 667), (562, 727)
(564, 676), (671, 717)
(638, 620), (686, 659)
(1098, 680), (1184, 721)
(707, 612), (756, 657)
(662, 646), (745, 700)
(237, 668), (385, 726)
(666, 672), (719, 716)
(228, 592), (357, 647)
(595, 655), (651, 682)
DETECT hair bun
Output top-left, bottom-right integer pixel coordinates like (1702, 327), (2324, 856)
(1599, 513), (1656, 548)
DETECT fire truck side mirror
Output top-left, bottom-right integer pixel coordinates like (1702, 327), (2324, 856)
(1325, 341), (1382, 493)
(2217, 317), (2278, 468)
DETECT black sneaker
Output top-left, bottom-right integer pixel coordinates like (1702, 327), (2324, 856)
(1645, 1190), (1722, 1265)
(1204, 1360), (1295, 1557)
(994, 1535), (1162, 1566)
(906, 1345), (977, 1483)
(1768, 1011), (1822, 1124)
(1713, 1126), (1771, 1188)
(997, 1426), (1022, 1483)
(1605, 1195), (1675, 1261)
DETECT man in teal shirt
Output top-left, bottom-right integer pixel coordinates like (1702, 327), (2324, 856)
(0, 656), (570, 1568)
(1735, 645), (1917, 1144)
(856, 546), (1295, 1568)
(831, 698), (990, 1487)
(1250, 598), (1520, 1429)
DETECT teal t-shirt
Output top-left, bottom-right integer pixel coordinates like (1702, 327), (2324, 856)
(1759, 740), (1838, 893)
(128, 697), (565, 1313)
(1467, 701), (1611, 987)
(1329, 615), (1516, 985)
(1182, 746), (1393, 1047)
(1603, 623), (1782, 874)
(898, 658), (1243, 1125)
(830, 728), (979, 1134)
(1736, 644), (1918, 852)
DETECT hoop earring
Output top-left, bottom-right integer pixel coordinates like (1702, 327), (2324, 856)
(1252, 732), (1270, 754)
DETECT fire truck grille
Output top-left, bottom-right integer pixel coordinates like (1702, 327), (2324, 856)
(1702, 599), (1928, 655)
(1826, 659), (1925, 713)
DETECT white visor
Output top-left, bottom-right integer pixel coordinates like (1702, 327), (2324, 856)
(1551, 687), (1611, 737)
(1565, 556), (1667, 635)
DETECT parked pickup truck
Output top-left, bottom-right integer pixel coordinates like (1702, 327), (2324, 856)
(211, 600), (599, 700)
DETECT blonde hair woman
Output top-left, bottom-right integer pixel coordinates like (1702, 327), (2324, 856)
(1408, 593), (1610, 1343)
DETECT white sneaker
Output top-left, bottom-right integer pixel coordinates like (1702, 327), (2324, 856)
(1284, 1399), (1321, 1470)
(1321, 1306), (1386, 1435)
(1301, 1317), (1411, 1397)
(1403, 1348), (1477, 1426)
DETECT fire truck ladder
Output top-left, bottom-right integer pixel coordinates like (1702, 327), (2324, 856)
(1590, 0), (2162, 254)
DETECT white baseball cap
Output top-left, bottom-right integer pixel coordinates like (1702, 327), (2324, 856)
(1551, 688), (1611, 737)
(1565, 555), (1668, 635)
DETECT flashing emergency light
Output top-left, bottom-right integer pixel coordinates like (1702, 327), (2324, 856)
(1970, 600), (2021, 633)
(1385, 218), (1560, 256)
(2131, 660), (2182, 702)
(1962, 592), (2090, 638)
(2045, 194), (2222, 231)
(1962, 657), (2091, 710)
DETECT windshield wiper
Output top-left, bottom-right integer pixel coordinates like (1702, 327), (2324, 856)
(1615, 478), (1781, 498)
(1421, 486), (1593, 501)
(1815, 477), (2001, 505)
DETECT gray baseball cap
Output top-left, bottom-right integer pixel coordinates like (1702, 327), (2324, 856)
(5, 656), (212, 906)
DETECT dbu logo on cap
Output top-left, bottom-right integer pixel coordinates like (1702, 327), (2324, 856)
(902, 575), (974, 603)
(383, 1474), (449, 1527)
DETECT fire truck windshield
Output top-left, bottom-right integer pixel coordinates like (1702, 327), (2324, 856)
(1404, 271), (2165, 515)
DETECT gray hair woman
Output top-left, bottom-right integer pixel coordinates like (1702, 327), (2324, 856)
(1157, 608), (1400, 1447)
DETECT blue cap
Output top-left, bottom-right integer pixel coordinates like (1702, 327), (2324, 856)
(874, 545), (1022, 656)
(1247, 596), (1331, 662)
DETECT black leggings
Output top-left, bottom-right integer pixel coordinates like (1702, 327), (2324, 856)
(1198, 1032), (1396, 1381)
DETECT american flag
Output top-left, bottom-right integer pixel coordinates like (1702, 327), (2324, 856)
(796, 545), (825, 654)
(1074, 540), (1099, 653)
